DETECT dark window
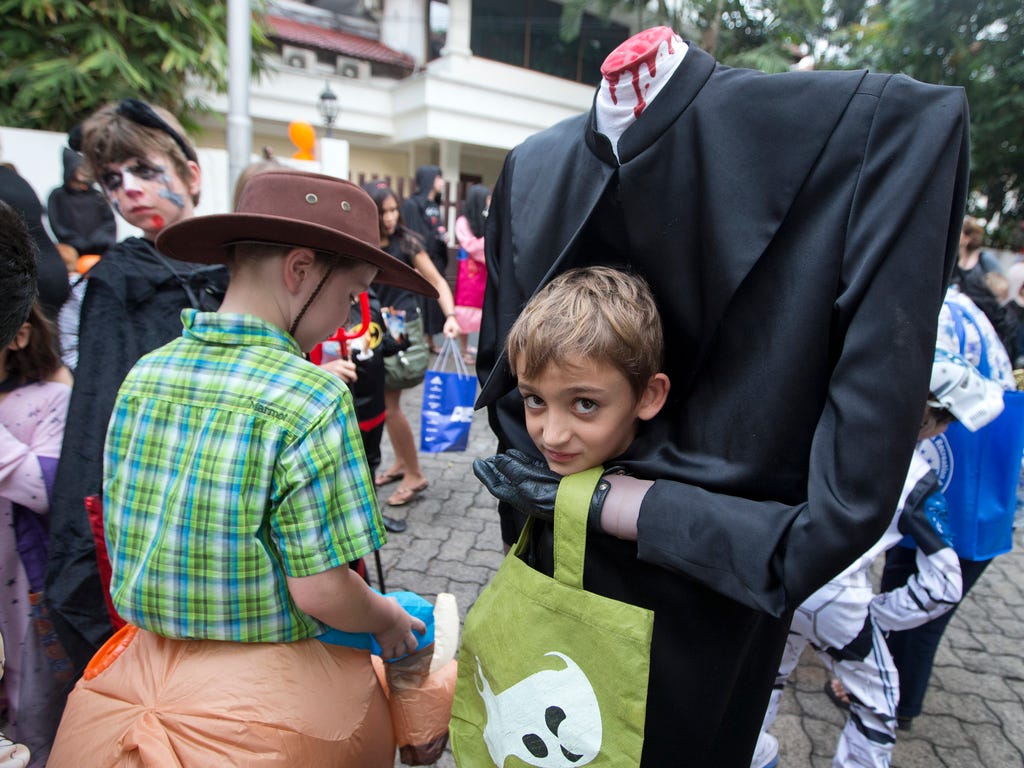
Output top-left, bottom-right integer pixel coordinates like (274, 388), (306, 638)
(471, 0), (628, 83)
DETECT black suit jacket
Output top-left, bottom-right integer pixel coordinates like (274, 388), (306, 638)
(477, 44), (968, 765)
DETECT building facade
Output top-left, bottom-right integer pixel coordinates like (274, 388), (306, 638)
(192, 0), (635, 202)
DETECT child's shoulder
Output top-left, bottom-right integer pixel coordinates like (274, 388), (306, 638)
(12, 378), (72, 408)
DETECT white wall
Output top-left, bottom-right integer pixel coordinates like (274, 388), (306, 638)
(0, 127), (86, 236)
(380, 0), (427, 64)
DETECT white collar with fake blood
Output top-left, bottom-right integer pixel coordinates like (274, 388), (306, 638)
(595, 27), (688, 162)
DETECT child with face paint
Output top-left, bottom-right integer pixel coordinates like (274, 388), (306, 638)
(45, 100), (230, 679)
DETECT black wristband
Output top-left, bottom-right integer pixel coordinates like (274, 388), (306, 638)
(587, 477), (613, 533)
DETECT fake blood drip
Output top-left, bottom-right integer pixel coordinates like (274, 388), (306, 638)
(152, 214), (165, 231)
(600, 26), (676, 119)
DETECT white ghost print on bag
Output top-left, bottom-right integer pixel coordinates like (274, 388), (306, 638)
(475, 651), (602, 767)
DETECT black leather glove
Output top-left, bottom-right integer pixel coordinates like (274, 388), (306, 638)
(472, 449), (617, 532)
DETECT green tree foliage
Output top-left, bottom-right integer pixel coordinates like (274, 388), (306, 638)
(560, 1), (827, 74)
(0, 0), (271, 133)
(836, 0), (1023, 249)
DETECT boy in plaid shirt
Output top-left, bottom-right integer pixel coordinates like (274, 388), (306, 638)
(51, 171), (438, 766)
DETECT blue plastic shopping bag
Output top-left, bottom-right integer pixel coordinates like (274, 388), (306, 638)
(922, 300), (1024, 559)
(928, 391), (1024, 559)
(420, 338), (477, 453)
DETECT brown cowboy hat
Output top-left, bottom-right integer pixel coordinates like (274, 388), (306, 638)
(155, 170), (438, 298)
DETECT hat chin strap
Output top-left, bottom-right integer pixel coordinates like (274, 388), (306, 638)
(289, 266), (334, 339)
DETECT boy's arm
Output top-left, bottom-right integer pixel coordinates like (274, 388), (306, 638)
(869, 469), (963, 633)
(286, 567), (425, 660)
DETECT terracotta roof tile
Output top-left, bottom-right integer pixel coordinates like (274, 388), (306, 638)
(268, 14), (415, 71)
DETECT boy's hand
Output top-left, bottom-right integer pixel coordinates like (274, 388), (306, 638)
(473, 449), (560, 520)
(373, 599), (427, 661)
(320, 357), (358, 384)
(473, 450), (617, 532)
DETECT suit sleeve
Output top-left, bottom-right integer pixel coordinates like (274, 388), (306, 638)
(636, 77), (971, 615)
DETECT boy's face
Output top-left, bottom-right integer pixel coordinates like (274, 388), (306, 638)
(517, 354), (666, 476)
(294, 260), (379, 353)
(98, 151), (199, 241)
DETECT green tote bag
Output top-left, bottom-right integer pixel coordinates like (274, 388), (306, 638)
(450, 467), (654, 767)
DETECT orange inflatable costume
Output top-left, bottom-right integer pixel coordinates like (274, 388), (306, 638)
(50, 626), (395, 767)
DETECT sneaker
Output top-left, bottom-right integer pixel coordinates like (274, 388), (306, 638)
(750, 732), (779, 768)
(896, 716), (914, 731)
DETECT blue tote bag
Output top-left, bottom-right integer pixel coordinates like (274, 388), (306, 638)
(420, 337), (477, 453)
(925, 301), (1024, 560)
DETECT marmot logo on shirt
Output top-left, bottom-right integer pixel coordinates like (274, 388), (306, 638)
(252, 399), (287, 421)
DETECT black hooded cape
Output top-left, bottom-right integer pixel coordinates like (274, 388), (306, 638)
(401, 165), (449, 335)
(46, 148), (117, 258)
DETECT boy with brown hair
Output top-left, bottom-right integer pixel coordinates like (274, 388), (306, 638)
(475, 264), (670, 537)
(458, 266), (670, 763)
(50, 170), (439, 766)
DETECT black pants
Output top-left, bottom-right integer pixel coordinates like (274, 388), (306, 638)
(880, 546), (992, 718)
(349, 421), (385, 580)
(361, 421), (384, 474)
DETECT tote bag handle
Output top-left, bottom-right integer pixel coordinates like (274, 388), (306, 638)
(431, 335), (470, 377)
(552, 466), (605, 589)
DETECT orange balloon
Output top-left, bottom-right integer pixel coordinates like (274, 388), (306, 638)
(77, 254), (101, 274)
(288, 121), (316, 160)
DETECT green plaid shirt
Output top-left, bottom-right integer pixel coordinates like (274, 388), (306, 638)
(104, 310), (385, 642)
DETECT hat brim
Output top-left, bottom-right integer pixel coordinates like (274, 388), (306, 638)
(155, 213), (438, 298)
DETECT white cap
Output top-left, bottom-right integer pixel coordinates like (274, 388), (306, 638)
(929, 348), (1005, 432)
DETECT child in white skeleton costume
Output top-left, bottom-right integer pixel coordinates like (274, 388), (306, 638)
(751, 344), (1006, 768)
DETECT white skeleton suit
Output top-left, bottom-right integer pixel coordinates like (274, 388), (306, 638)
(756, 449), (962, 768)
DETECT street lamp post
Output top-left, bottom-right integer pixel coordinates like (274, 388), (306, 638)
(318, 83), (339, 139)
(227, 0), (253, 199)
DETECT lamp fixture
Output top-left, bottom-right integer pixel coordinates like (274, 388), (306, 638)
(317, 82), (339, 138)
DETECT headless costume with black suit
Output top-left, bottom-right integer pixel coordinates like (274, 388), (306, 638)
(477, 31), (969, 767)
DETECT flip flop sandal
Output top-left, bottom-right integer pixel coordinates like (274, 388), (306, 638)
(374, 469), (405, 487)
(824, 679), (851, 712)
(387, 480), (429, 506)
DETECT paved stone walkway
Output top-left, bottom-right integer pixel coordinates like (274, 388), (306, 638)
(379, 377), (1024, 767)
